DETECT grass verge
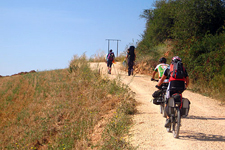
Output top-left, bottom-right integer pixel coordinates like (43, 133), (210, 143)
(0, 54), (137, 149)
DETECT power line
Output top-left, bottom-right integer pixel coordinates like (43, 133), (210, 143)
(106, 39), (121, 56)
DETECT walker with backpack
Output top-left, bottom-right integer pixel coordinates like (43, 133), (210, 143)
(106, 50), (115, 74)
(127, 46), (135, 76)
(107, 52), (114, 62)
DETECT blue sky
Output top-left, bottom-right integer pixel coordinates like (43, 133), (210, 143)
(0, 0), (155, 76)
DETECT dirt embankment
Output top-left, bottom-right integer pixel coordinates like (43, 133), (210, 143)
(91, 62), (225, 150)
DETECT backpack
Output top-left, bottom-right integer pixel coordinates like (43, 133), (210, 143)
(128, 53), (135, 62)
(169, 60), (185, 81)
(128, 46), (135, 61)
(107, 52), (114, 61)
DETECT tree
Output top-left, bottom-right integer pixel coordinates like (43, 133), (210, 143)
(139, 0), (225, 43)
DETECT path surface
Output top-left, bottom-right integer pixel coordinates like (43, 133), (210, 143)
(90, 62), (225, 150)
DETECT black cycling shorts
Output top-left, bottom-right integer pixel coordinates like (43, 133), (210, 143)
(168, 80), (185, 96)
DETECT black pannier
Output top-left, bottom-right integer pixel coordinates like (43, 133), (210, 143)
(181, 98), (190, 117)
(152, 90), (162, 105)
(167, 97), (190, 117)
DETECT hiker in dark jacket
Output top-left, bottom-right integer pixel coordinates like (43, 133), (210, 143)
(126, 46), (136, 76)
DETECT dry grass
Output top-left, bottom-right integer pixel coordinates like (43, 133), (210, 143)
(0, 55), (136, 149)
(89, 49), (127, 63)
(89, 50), (107, 62)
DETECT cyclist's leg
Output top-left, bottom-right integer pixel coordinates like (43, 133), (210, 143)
(166, 82), (171, 100)
(165, 82), (171, 120)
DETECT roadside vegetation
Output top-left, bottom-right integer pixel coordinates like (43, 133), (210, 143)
(135, 0), (225, 102)
(0, 55), (136, 149)
(89, 50), (126, 63)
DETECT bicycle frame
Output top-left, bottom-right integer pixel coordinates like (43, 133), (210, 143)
(152, 79), (168, 117)
(160, 83), (168, 117)
(167, 93), (182, 138)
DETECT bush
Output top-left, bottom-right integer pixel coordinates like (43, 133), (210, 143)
(173, 33), (225, 100)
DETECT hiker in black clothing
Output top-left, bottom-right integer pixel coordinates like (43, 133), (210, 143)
(106, 49), (115, 74)
(126, 46), (136, 76)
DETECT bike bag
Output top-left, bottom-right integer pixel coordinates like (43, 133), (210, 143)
(167, 97), (190, 117)
(168, 93), (182, 107)
(152, 90), (163, 105)
(167, 97), (176, 115)
(167, 94), (182, 116)
(181, 98), (190, 118)
(152, 90), (162, 98)
(168, 97), (175, 107)
(153, 98), (162, 105)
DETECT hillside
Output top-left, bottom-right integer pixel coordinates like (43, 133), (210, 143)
(0, 56), (136, 149)
(136, 0), (225, 101)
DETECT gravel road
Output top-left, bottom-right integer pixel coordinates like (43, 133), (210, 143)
(91, 62), (225, 150)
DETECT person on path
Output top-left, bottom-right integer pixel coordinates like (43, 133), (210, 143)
(126, 46), (136, 76)
(106, 49), (115, 74)
(156, 56), (189, 127)
(151, 57), (169, 104)
(151, 57), (169, 82)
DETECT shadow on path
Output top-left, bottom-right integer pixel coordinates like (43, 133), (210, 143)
(185, 115), (225, 120)
(179, 130), (225, 142)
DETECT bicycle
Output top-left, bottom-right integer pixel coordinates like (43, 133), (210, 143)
(152, 79), (168, 118)
(165, 89), (190, 138)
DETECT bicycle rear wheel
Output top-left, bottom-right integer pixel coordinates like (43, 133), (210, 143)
(166, 125), (171, 132)
(172, 108), (181, 138)
(160, 104), (164, 114)
(162, 103), (167, 118)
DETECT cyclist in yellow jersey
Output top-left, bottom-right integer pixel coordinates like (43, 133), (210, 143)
(151, 57), (169, 83)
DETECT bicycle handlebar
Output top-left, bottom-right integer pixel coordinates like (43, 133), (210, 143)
(155, 85), (162, 90)
(151, 78), (159, 82)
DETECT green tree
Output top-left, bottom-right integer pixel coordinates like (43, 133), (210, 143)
(136, 0), (225, 99)
(171, 0), (225, 40)
(139, 0), (225, 44)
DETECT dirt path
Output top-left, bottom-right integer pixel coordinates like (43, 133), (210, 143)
(90, 62), (225, 150)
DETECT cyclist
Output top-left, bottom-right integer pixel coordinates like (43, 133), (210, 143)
(151, 57), (169, 104)
(156, 56), (189, 127)
(151, 57), (169, 82)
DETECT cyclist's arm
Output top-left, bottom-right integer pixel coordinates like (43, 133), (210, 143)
(184, 68), (189, 88)
(157, 74), (167, 87)
(152, 71), (157, 79)
(152, 65), (159, 80)
(185, 76), (189, 88)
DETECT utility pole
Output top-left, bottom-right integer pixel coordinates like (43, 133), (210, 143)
(105, 39), (121, 56)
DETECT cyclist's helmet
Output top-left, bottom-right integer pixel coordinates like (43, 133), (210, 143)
(172, 56), (181, 62)
(159, 57), (167, 63)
